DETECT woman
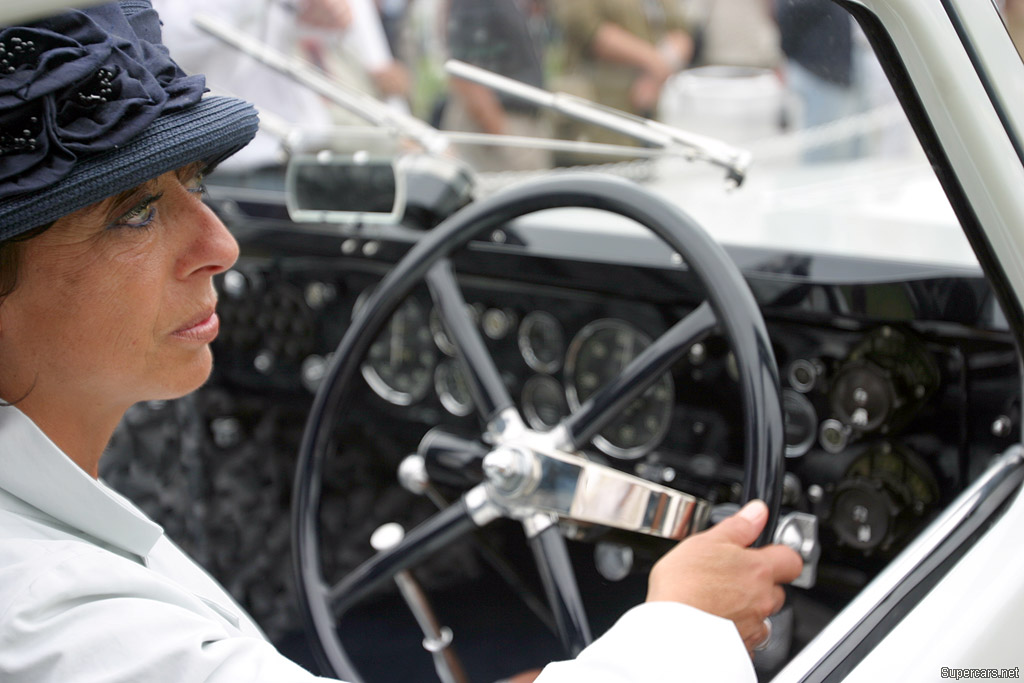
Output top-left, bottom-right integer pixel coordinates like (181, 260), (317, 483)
(0, 3), (801, 681)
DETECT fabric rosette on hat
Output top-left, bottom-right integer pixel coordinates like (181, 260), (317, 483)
(0, 1), (259, 240)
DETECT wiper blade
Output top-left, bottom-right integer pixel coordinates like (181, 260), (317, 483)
(445, 59), (751, 187)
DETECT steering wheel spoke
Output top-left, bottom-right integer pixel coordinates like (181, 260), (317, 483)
(328, 485), (502, 618)
(560, 301), (717, 451)
(524, 514), (592, 656)
(426, 259), (517, 424)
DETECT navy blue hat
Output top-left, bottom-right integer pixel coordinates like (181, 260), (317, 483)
(0, 1), (259, 240)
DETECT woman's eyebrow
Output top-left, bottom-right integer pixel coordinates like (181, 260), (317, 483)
(92, 164), (204, 225)
(102, 179), (161, 222)
(175, 161), (207, 183)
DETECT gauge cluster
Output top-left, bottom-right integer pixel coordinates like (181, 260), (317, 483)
(215, 259), (688, 459)
(354, 284), (683, 461)
(212, 242), (1019, 575)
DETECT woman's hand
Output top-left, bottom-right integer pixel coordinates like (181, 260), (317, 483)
(647, 500), (804, 654)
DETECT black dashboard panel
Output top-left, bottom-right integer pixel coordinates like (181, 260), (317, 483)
(102, 187), (1020, 679)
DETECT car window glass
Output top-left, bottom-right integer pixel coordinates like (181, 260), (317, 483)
(188, 0), (979, 269)
(397, 1), (974, 269)
(995, 0), (1024, 62)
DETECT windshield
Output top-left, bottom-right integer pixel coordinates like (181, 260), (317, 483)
(998, 0), (1024, 59)
(164, 0), (1024, 271)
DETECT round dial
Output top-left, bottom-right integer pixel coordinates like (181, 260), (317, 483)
(435, 358), (474, 416)
(565, 319), (674, 459)
(522, 374), (570, 430)
(361, 295), (436, 405)
(518, 311), (565, 374)
(783, 389), (818, 458)
(830, 443), (938, 554)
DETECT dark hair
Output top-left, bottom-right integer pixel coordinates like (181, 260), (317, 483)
(0, 222), (54, 300)
(0, 223), (49, 406)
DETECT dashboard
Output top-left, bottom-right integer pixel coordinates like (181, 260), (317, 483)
(102, 184), (1021, 679)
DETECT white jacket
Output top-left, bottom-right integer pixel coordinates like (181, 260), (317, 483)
(0, 406), (753, 681)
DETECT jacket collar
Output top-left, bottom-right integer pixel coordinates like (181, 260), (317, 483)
(0, 406), (162, 558)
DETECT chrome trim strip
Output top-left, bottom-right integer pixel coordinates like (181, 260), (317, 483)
(492, 443), (710, 540)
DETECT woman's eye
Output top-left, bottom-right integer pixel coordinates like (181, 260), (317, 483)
(110, 194), (160, 229)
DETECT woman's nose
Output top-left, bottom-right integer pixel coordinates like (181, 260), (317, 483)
(175, 198), (240, 280)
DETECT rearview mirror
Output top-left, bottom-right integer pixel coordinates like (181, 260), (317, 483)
(286, 151), (406, 225)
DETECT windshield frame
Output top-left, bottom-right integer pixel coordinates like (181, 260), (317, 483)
(839, 0), (1024, 354)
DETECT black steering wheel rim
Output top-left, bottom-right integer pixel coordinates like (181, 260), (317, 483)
(292, 172), (785, 680)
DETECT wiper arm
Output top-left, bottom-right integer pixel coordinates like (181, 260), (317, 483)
(445, 59), (751, 187)
(193, 13), (451, 156)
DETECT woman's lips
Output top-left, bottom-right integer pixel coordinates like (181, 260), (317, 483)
(172, 310), (220, 343)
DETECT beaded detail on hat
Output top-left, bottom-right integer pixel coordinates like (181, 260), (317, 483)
(0, 117), (40, 156)
(0, 8), (207, 199)
(0, 37), (42, 156)
(0, 2), (258, 240)
(0, 35), (39, 75)
(75, 67), (115, 105)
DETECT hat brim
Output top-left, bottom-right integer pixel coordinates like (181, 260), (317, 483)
(0, 95), (259, 240)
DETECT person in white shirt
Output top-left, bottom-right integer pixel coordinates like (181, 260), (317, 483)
(0, 2), (802, 681)
(154, 0), (409, 183)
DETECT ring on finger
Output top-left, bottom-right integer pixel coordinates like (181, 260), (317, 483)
(754, 616), (773, 651)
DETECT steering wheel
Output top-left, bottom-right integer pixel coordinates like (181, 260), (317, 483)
(292, 173), (785, 681)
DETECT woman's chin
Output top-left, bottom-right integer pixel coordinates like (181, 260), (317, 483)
(149, 349), (214, 401)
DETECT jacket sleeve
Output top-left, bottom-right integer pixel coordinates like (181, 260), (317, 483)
(535, 602), (757, 682)
(0, 543), (336, 683)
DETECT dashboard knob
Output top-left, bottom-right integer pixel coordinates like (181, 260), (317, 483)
(253, 349), (275, 375)
(827, 442), (938, 555)
(828, 326), (940, 436)
(830, 478), (898, 552)
(222, 269), (248, 299)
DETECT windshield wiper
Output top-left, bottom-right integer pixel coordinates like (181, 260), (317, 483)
(445, 59), (752, 187)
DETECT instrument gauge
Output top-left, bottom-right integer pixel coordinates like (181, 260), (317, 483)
(518, 311), (565, 374)
(430, 303), (486, 357)
(522, 374), (569, 430)
(359, 293), (436, 406)
(565, 319), (674, 459)
(435, 359), (474, 417)
(783, 389), (818, 458)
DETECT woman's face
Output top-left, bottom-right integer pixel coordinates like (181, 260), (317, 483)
(0, 164), (239, 414)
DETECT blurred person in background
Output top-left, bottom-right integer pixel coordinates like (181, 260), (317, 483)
(682, 0), (781, 70)
(442, 0), (553, 172)
(776, 0), (858, 161)
(548, 0), (693, 163)
(155, 0), (352, 186)
(156, 0), (409, 188)
(301, 0), (411, 115)
(376, 0), (408, 57)
(776, 0), (906, 163)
